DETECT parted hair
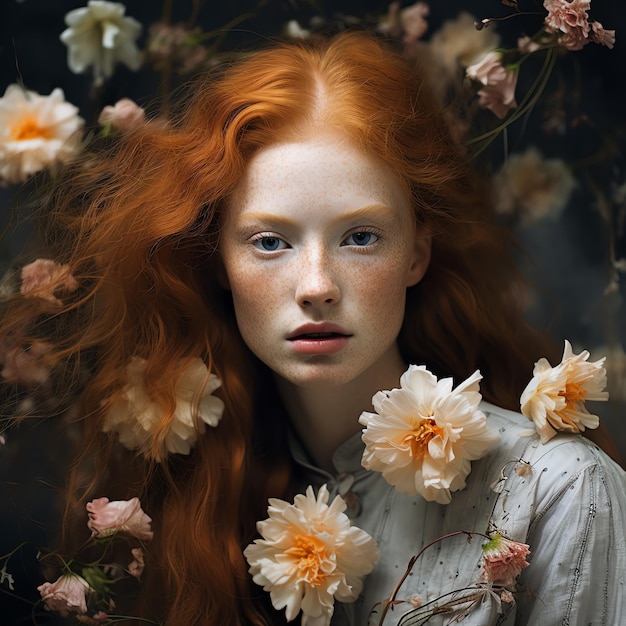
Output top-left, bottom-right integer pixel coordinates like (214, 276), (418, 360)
(1, 32), (558, 624)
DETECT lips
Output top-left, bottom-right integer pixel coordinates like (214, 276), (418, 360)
(287, 323), (352, 341)
(287, 323), (352, 355)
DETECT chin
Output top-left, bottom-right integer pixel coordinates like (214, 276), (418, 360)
(276, 361), (369, 389)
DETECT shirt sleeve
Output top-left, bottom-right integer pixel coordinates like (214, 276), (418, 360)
(515, 451), (626, 625)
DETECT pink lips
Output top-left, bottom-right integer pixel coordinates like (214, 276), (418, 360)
(287, 323), (352, 355)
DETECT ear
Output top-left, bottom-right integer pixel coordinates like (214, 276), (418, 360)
(405, 230), (431, 287)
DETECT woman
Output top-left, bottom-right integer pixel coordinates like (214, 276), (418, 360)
(2, 32), (624, 625)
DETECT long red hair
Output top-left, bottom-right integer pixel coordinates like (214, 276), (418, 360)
(2, 32), (564, 624)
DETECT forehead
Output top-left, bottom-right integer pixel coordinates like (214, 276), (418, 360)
(229, 135), (411, 217)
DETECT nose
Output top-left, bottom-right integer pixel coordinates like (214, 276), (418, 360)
(295, 249), (341, 308)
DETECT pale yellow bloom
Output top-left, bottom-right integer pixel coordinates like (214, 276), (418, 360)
(244, 485), (378, 626)
(520, 340), (608, 443)
(360, 365), (500, 504)
(102, 357), (224, 458)
(0, 85), (83, 185)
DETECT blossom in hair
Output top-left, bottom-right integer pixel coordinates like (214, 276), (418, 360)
(520, 340), (608, 443)
(0, 340), (52, 386)
(38, 573), (91, 615)
(0, 85), (83, 185)
(60, 1), (142, 85)
(21, 259), (79, 305)
(359, 366), (500, 504)
(102, 357), (224, 457)
(243, 485), (379, 626)
(466, 52), (518, 119)
(480, 533), (530, 588)
(87, 497), (153, 541)
(98, 98), (145, 133)
(128, 547), (145, 578)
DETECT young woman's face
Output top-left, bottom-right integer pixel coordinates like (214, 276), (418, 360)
(220, 135), (430, 388)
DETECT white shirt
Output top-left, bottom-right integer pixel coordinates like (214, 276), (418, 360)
(290, 402), (626, 625)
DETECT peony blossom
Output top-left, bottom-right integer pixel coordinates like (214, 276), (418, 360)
(492, 147), (577, 222)
(87, 497), (153, 541)
(359, 366), (500, 504)
(544, 0), (590, 38)
(38, 573), (91, 615)
(466, 52), (518, 119)
(0, 85), (83, 185)
(128, 547), (145, 578)
(520, 340), (608, 443)
(20, 258), (79, 305)
(481, 533), (530, 588)
(60, 1), (142, 85)
(102, 356), (224, 458)
(244, 485), (379, 626)
(98, 98), (145, 132)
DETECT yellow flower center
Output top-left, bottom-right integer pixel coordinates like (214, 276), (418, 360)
(285, 534), (331, 586)
(403, 418), (444, 459)
(11, 117), (51, 141)
(559, 381), (587, 405)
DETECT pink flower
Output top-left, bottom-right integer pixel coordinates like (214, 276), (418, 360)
(20, 258), (78, 305)
(98, 98), (145, 132)
(481, 533), (530, 588)
(591, 21), (616, 49)
(86, 497), (153, 541)
(128, 547), (145, 578)
(466, 52), (518, 119)
(544, 0), (591, 37)
(1, 340), (52, 386)
(38, 573), (91, 615)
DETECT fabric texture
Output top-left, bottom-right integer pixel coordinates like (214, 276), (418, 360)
(290, 402), (626, 625)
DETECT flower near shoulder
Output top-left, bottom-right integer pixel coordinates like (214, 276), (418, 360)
(87, 497), (153, 541)
(102, 356), (224, 457)
(481, 533), (530, 588)
(60, 1), (142, 85)
(520, 340), (608, 443)
(38, 573), (91, 615)
(466, 52), (518, 119)
(21, 259), (79, 305)
(243, 485), (379, 626)
(0, 85), (83, 185)
(359, 366), (500, 505)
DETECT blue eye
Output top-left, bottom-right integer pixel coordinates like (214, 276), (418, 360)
(344, 231), (379, 246)
(253, 236), (286, 251)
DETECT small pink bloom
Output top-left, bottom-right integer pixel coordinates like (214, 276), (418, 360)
(38, 574), (90, 615)
(98, 98), (145, 132)
(481, 533), (530, 588)
(591, 21), (616, 49)
(128, 547), (145, 578)
(1, 340), (52, 386)
(517, 36), (542, 53)
(544, 0), (591, 37)
(501, 589), (515, 603)
(558, 28), (590, 50)
(466, 51), (508, 86)
(476, 70), (518, 119)
(20, 259), (78, 305)
(86, 497), (153, 541)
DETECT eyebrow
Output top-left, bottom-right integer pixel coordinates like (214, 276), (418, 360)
(237, 203), (397, 229)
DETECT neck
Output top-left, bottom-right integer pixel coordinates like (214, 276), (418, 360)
(276, 345), (406, 472)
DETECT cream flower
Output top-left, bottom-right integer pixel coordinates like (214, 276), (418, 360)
(38, 573), (91, 615)
(60, 1), (142, 85)
(359, 366), (500, 505)
(492, 147), (577, 222)
(520, 340), (608, 443)
(243, 485), (379, 626)
(86, 497), (153, 540)
(378, 1), (429, 47)
(21, 258), (79, 305)
(429, 12), (500, 71)
(102, 356), (224, 457)
(0, 85), (83, 185)
(481, 533), (530, 588)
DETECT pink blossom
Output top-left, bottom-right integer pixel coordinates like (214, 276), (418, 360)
(20, 259), (78, 305)
(591, 21), (616, 49)
(98, 98), (145, 132)
(558, 29), (590, 50)
(517, 36), (542, 53)
(475, 71), (518, 119)
(128, 547), (145, 578)
(86, 497), (153, 541)
(1, 340), (52, 386)
(481, 533), (530, 588)
(38, 574), (90, 615)
(466, 51), (508, 86)
(544, 0), (591, 37)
